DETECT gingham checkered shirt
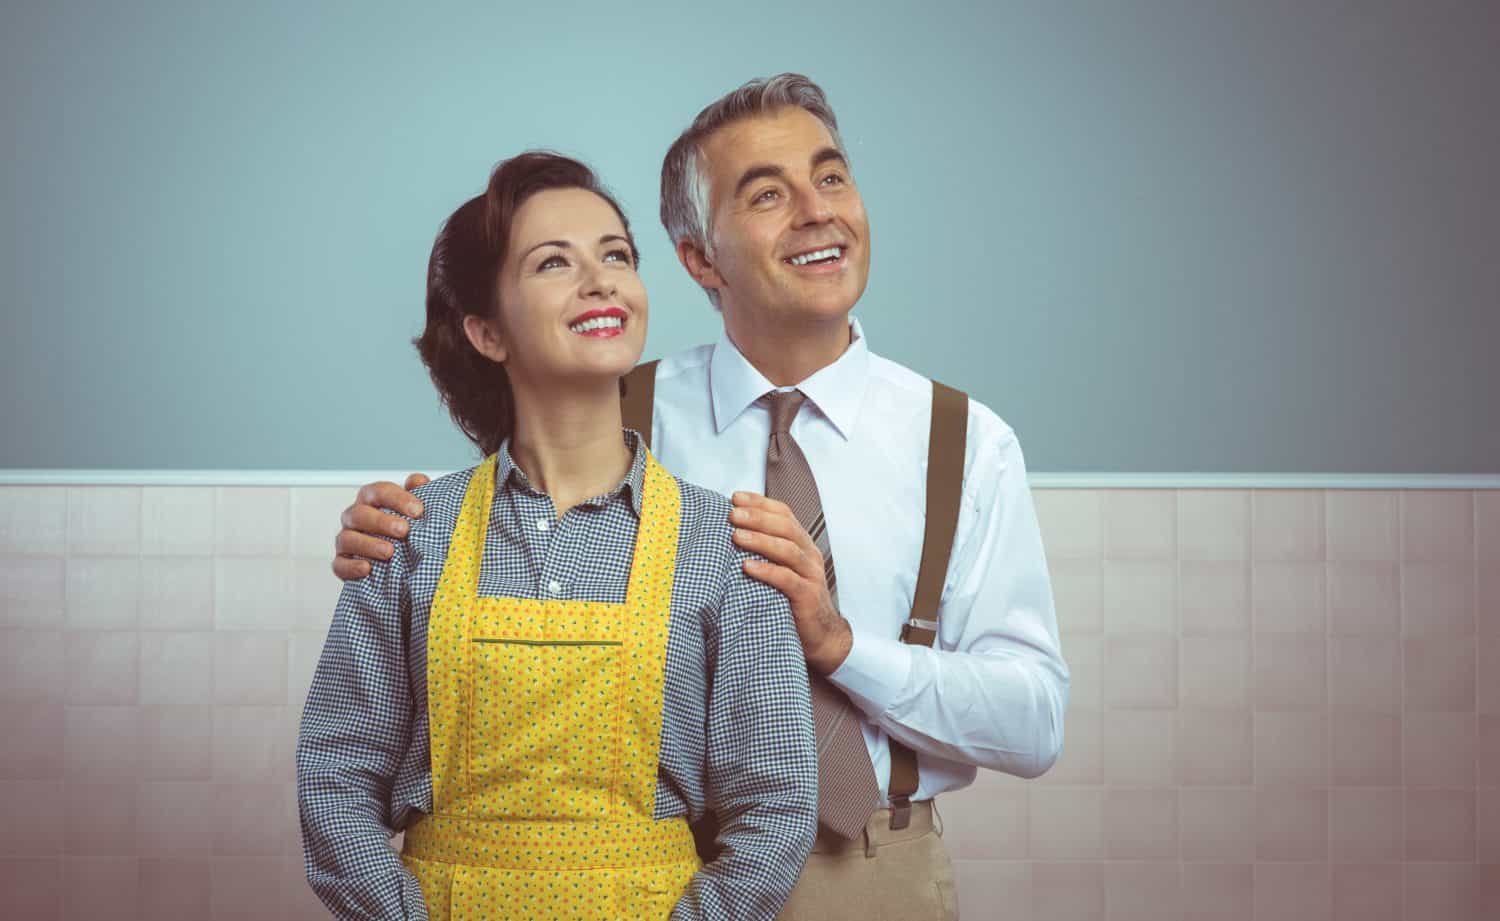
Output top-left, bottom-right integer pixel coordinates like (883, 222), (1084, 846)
(297, 431), (818, 920)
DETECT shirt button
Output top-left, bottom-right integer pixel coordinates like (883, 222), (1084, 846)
(536, 518), (550, 532)
(546, 580), (562, 595)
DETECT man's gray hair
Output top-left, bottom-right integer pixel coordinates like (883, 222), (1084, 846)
(660, 73), (846, 307)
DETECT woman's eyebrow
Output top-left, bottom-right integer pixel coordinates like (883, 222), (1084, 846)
(522, 239), (570, 259)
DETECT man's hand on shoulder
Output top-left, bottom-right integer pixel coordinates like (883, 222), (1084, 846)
(331, 473), (430, 581)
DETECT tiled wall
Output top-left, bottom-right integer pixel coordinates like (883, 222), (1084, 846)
(2, 485), (1497, 919)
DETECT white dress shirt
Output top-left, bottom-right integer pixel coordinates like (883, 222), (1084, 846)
(649, 318), (1069, 802)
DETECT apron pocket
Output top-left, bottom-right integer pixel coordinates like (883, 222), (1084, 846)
(450, 865), (619, 921)
(467, 637), (626, 818)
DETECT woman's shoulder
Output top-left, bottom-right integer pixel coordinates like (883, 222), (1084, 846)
(406, 465), (480, 546)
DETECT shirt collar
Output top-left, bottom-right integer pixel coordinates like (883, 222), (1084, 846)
(494, 428), (648, 518)
(709, 316), (871, 439)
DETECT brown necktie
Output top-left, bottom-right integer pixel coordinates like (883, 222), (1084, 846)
(763, 389), (881, 838)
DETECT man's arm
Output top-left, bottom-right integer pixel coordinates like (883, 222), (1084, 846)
(331, 475), (429, 581)
(673, 547), (818, 921)
(297, 528), (429, 919)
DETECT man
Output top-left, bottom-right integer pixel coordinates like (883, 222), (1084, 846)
(334, 74), (1068, 919)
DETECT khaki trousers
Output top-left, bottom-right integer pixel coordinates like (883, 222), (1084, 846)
(778, 801), (959, 921)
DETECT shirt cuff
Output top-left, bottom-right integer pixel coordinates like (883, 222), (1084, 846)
(828, 628), (913, 717)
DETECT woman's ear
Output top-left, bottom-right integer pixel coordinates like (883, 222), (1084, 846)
(462, 313), (509, 364)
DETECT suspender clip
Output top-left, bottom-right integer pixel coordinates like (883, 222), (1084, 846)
(888, 794), (912, 831)
(899, 618), (939, 645)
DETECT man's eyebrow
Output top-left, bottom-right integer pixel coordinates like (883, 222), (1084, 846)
(733, 164), (786, 199)
(811, 147), (848, 170)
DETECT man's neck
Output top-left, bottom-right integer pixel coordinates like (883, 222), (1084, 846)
(507, 378), (633, 518)
(722, 309), (853, 387)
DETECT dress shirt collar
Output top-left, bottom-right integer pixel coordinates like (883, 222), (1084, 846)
(494, 428), (647, 518)
(709, 316), (871, 439)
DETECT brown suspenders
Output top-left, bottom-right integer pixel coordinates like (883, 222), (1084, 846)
(618, 363), (970, 832)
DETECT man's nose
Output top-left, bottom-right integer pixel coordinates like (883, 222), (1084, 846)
(792, 183), (836, 226)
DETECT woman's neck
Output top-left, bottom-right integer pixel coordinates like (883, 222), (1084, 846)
(506, 376), (633, 519)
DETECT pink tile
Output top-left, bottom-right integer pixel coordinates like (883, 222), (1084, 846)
(1326, 491), (1398, 562)
(286, 630), (327, 708)
(1481, 715), (1500, 786)
(1483, 566), (1500, 636)
(1404, 789), (1475, 860)
(1102, 861), (1180, 921)
(214, 558), (296, 631)
(136, 781), (218, 856)
(63, 783), (137, 856)
(62, 856), (140, 921)
(1403, 712), (1475, 789)
(0, 856), (63, 917)
(954, 860), (1029, 921)
(1102, 561), (1176, 634)
(1328, 713), (1400, 786)
(292, 558), (345, 633)
(140, 705), (213, 781)
(1177, 709), (1252, 786)
(138, 857), (211, 920)
(1404, 635), (1476, 712)
(1178, 490), (1250, 561)
(1103, 634), (1177, 709)
(214, 488), (291, 558)
(940, 772), (1028, 859)
(1181, 862), (1251, 921)
(212, 706), (294, 783)
(1251, 491), (1324, 562)
(0, 486), (68, 556)
(1179, 561), (1250, 635)
(1482, 866), (1500, 921)
(66, 487), (142, 557)
(1028, 788), (1105, 859)
(0, 629), (65, 702)
(1480, 492), (1500, 562)
(1327, 562), (1401, 635)
(1327, 636), (1400, 714)
(1058, 633), (1101, 711)
(1178, 788), (1256, 861)
(1103, 490), (1176, 561)
(210, 856), (287, 921)
(64, 632), (139, 705)
(1104, 788), (1177, 859)
(1030, 861), (1104, 921)
(1180, 635), (1251, 710)
(1328, 787), (1402, 863)
(1049, 559), (1102, 635)
(213, 633), (288, 706)
(1402, 561), (1476, 635)
(0, 702), (63, 779)
(1480, 789), (1500, 863)
(138, 632), (214, 706)
(1403, 861), (1478, 921)
(1330, 863), (1400, 921)
(139, 558), (214, 631)
(212, 782), (297, 857)
(1033, 490), (1101, 561)
(63, 706), (142, 782)
(1255, 788), (1327, 861)
(140, 487), (215, 557)
(1402, 491), (1475, 563)
(1251, 862), (1328, 921)
(1102, 710), (1175, 786)
(1253, 633), (1325, 711)
(290, 487), (355, 560)
(1481, 634), (1500, 716)
(64, 558), (141, 630)
(1038, 707), (1100, 785)
(1251, 562), (1325, 633)
(1254, 712), (1327, 787)
(0, 781), (65, 855)
(0, 556), (66, 628)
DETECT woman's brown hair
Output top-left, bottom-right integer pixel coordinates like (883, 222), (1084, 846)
(415, 151), (639, 457)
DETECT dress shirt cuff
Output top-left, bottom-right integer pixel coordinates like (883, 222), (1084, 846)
(828, 627), (913, 716)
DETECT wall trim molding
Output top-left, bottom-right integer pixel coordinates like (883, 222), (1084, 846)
(1, 469), (1496, 490)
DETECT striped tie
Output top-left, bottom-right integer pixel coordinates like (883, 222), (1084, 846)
(763, 389), (880, 839)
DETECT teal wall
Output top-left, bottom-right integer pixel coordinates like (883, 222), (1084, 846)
(3, 1), (1497, 472)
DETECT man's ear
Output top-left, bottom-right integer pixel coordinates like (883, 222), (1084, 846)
(462, 313), (508, 364)
(676, 239), (726, 297)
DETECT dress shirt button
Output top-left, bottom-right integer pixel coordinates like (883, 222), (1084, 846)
(546, 580), (562, 596)
(536, 518), (550, 532)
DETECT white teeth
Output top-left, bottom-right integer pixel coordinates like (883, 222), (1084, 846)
(569, 315), (624, 334)
(788, 246), (842, 266)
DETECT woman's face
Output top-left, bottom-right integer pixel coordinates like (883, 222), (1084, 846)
(489, 186), (648, 388)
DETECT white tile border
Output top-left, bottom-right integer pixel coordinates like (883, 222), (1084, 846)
(1, 469), (1497, 489)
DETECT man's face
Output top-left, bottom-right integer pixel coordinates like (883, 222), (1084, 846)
(697, 106), (871, 327)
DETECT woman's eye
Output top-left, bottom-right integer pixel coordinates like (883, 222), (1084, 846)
(604, 248), (633, 265)
(538, 254), (567, 270)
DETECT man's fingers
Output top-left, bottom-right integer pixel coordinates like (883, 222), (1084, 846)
(733, 528), (820, 579)
(331, 555), (373, 582)
(730, 491), (792, 519)
(335, 527), (397, 562)
(354, 480), (424, 518)
(339, 503), (410, 541)
(403, 472), (431, 493)
(742, 557), (802, 596)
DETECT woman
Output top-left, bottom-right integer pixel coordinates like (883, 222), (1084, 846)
(296, 152), (817, 920)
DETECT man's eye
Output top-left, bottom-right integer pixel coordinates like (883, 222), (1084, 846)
(820, 173), (846, 186)
(753, 188), (780, 205)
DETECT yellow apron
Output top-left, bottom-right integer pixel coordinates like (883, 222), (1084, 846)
(402, 452), (701, 920)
